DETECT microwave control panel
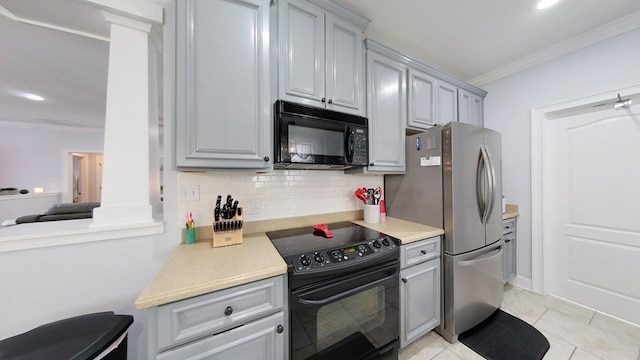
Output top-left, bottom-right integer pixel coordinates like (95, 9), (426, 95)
(350, 127), (368, 165)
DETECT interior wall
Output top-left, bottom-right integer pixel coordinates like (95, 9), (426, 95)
(482, 27), (640, 284)
(0, 123), (104, 196)
(0, 232), (178, 359)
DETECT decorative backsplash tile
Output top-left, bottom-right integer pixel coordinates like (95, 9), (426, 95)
(177, 170), (383, 226)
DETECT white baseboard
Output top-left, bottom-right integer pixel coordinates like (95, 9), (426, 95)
(510, 275), (532, 292)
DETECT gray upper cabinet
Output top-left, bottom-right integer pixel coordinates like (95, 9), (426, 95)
(407, 68), (437, 129)
(436, 80), (459, 125)
(175, 0), (272, 170)
(364, 43), (407, 173)
(458, 89), (484, 127)
(278, 0), (369, 116)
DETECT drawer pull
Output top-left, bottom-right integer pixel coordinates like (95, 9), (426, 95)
(421, 250), (427, 255)
(401, 278), (407, 283)
(224, 306), (233, 316)
(276, 324), (284, 334)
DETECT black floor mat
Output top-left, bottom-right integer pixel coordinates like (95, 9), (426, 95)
(459, 309), (550, 360)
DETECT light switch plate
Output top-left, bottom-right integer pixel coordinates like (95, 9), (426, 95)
(180, 184), (200, 202)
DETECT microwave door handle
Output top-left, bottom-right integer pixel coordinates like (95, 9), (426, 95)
(297, 272), (396, 306)
(345, 127), (354, 163)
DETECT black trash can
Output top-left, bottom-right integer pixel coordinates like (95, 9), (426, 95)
(0, 311), (134, 360)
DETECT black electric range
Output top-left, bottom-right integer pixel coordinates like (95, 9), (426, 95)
(267, 221), (400, 285)
(267, 221), (401, 360)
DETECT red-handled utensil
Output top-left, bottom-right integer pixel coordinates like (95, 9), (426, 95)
(313, 223), (333, 238)
(355, 188), (367, 203)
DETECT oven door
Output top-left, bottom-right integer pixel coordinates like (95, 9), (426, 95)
(290, 262), (399, 360)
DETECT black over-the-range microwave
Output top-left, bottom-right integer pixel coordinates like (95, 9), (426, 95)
(273, 100), (369, 170)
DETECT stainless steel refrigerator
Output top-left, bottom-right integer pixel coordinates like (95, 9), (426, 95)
(385, 121), (503, 343)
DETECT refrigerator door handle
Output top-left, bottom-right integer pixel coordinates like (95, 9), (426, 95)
(479, 146), (492, 224)
(457, 246), (503, 267)
(476, 149), (486, 222)
(483, 145), (497, 222)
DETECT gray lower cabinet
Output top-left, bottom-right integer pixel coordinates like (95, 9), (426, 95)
(151, 275), (287, 360)
(503, 218), (517, 283)
(174, 0), (272, 170)
(399, 237), (441, 348)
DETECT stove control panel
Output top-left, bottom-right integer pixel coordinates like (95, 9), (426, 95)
(291, 236), (398, 273)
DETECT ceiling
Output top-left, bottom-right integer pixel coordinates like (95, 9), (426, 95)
(1, 0), (640, 129)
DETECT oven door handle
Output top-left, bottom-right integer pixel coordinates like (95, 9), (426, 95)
(297, 270), (397, 307)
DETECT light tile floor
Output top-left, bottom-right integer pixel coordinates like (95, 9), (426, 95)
(400, 284), (640, 360)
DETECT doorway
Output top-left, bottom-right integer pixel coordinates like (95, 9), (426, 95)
(532, 87), (640, 326)
(68, 152), (103, 203)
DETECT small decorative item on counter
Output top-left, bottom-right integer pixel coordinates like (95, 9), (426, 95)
(379, 200), (386, 222)
(185, 212), (196, 244)
(212, 194), (243, 248)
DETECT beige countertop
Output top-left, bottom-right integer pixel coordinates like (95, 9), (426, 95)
(503, 204), (520, 220)
(135, 206), (519, 310)
(135, 232), (287, 309)
(352, 217), (444, 244)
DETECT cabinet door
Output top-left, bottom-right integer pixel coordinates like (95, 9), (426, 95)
(278, 0), (325, 107)
(503, 232), (516, 283)
(325, 14), (364, 116)
(436, 80), (458, 125)
(407, 68), (437, 129)
(458, 89), (484, 127)
(175, 0), (271, 169)
(400, 258), (441, 348)
(366, 51), (406, 173)
(156, 312), (286, 360)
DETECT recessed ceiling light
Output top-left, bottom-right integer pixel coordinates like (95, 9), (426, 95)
(10, 90), (45, 101)
(22, 93), (45, 101)
(531, 0), (562, 11)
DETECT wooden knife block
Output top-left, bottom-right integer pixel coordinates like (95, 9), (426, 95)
(211, 207), (243, 248)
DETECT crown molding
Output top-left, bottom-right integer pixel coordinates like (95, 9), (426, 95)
(469, 10), (640, 87)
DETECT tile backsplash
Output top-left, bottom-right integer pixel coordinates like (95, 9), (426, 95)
(177, 170), (383, 226)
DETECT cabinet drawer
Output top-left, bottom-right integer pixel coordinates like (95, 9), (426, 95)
(502, 218), (516, 235)
(156, 311), (285, 360)
(503, 232), (515, 243)
(156, 275), (285, 351)
(401, 236), (440, 269)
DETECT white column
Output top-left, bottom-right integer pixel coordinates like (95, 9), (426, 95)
(92, 12), (155, 226)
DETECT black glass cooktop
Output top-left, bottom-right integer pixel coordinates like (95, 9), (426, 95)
(267, 221), (388, 258)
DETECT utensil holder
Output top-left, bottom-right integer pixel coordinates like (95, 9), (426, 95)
(364, 204), (380, 224)
(212, 207), (243, 248)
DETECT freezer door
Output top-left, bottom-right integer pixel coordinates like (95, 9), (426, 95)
(440, 241), (504, 342)
(483, 128), (503, 245)
(443, 122), (485, 254)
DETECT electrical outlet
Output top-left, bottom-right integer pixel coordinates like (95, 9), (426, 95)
(251, 199), (261, 215)
(180, 184), (200, 202)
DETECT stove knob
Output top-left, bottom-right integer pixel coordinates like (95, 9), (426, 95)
(300, 255), (311, 266)
(314, 252), (325, 263)
(372, 240), (381, 248)
(382, 238), (390, 246)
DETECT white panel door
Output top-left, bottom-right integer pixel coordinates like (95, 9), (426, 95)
(546, 104), (640, 325)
